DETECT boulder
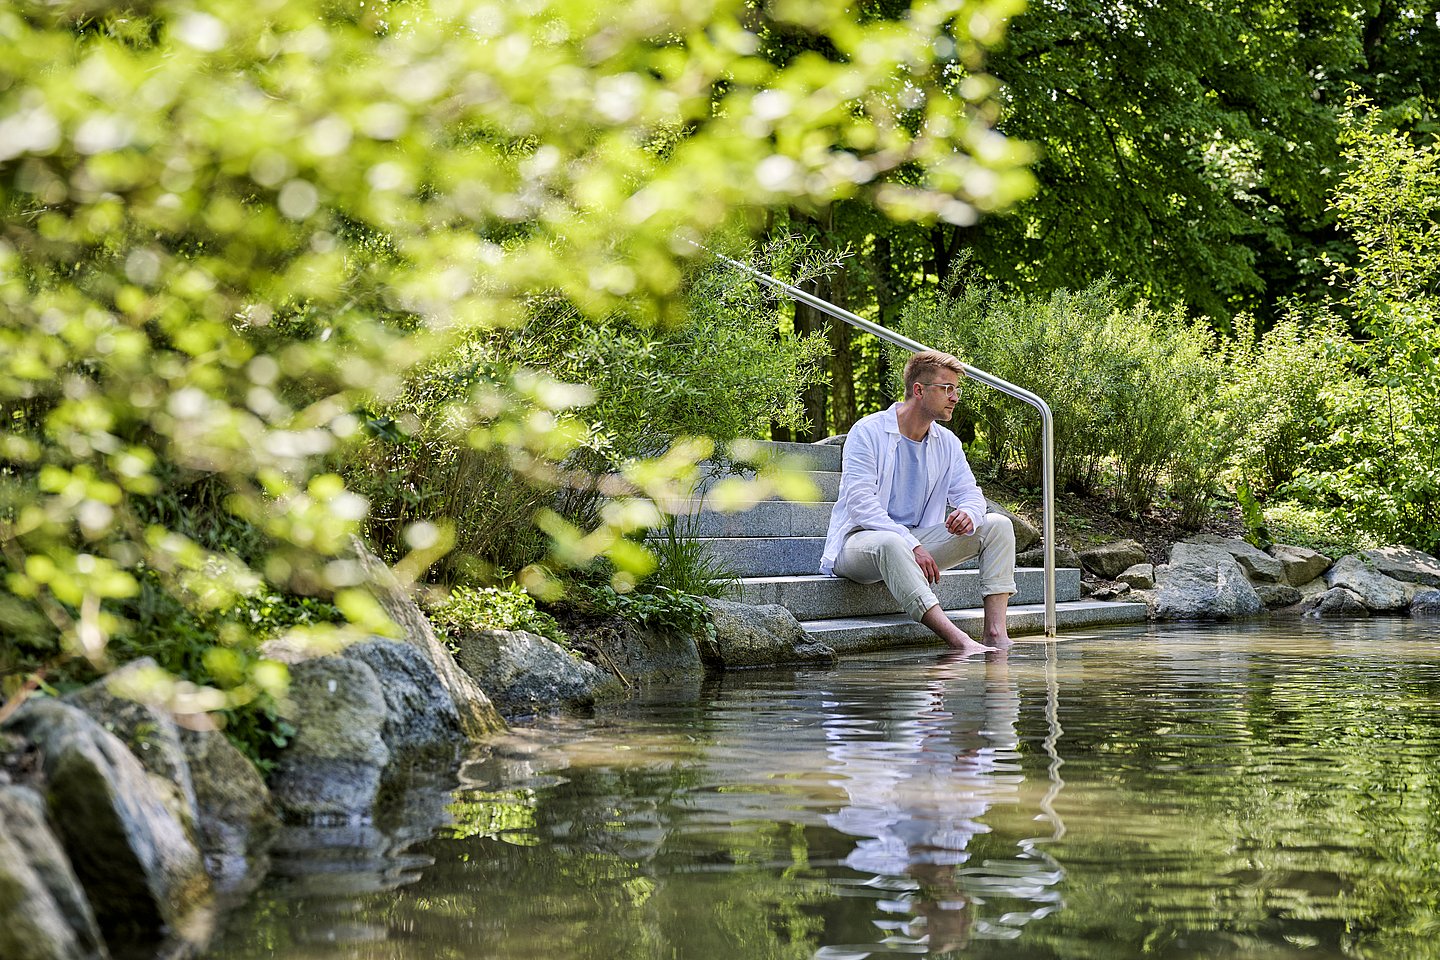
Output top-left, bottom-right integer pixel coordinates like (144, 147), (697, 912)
(0, 786), (108, 960)
(177, 729), (278, 896)
(1154, 542), (1264, 621)
(1017, 545), (1082, 569)
(1267, 543), (1333, 586)
(2, 699), (211, 946)
(64, 659), (199, 836)
(454, 629), (618, 715)
(1411, 589), (1440, 617)
(1187, 534), (1285, 583)
(353, 539), (505, 739)
(1324, 555), (1410, 612)
(701, 599), (837, 669)
(1087, 583), (1131, 602)
(1117, 563), (1155, 590)
(1255, 583), (1304, 609)
(1078, 540), (1148, 580)
(985, 499), (1041, 552)
(1304, 587), (1370, 619)
(269, 657), (389, 822)
(1363, 546), (1440, 588)
(342, 637), (463, 755)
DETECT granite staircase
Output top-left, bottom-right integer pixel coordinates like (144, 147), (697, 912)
(676, 440), (1146, 655)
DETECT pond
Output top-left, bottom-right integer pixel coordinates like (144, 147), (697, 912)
(206, 619), (1440, 960)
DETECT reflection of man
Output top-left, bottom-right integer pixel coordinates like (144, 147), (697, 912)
(820, 350), (1016, 654)
(822, 653), (1022, 955)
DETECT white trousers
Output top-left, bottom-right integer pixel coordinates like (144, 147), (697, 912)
(832, 513), (1017, 622)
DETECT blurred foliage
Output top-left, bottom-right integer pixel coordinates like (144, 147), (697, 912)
(896, 274), (1225, 518)
(0, 0), (1033, 713)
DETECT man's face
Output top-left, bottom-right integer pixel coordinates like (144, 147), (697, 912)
(916, 372), (959, 421)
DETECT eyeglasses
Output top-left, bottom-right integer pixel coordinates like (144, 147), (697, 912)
(918, 382), (959, 397)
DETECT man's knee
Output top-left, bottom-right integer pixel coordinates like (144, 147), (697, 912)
(873, 530), (914, 559)
(980, 513), (1015, 549)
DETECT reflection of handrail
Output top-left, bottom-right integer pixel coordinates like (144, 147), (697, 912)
(1040, 644), (1067, 841)
(706, 249), (1058, 637)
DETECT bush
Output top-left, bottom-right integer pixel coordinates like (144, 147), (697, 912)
(1224, 315), (1353, 494)
(896, 275), (1223, 514)
(567, 583), (714, 644)
(1262, 502), (1381, 559)
(427, 584), (570, 650)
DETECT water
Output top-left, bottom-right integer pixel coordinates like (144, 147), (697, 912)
(206, 619), (1440, 959)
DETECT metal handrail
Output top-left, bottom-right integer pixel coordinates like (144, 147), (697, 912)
(708, 249), (1058, 638)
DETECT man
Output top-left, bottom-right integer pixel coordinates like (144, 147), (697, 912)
(819, 350), (1016, 654)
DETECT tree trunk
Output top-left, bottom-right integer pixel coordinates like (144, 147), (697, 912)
(828, 265), (856, 432)
(794, 273), (830, 441)
(873, 234), (896, 406)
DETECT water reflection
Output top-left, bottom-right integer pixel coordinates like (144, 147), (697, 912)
(205, 620), (1440, 960)
(818, 652), (1063, 957)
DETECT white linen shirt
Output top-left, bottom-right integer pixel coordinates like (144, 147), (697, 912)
(818, 403), (988, 576)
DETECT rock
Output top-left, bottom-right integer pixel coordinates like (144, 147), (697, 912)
(1304, 587), (1370, 619)
(1411, 589), (1440, 617)
(1295, 576), (1330, 599)
(342, 637), (463, 755)
(178, 729), (278, 896)
(2, 699), (211, 947)
(1154, 542), (1264, 621)
(1078, 540), (1148, 580)
(64, 658), (200, 836)
(1267, 543), (1333, 586)
(1324, 555), (1410, 612)
(353, 539), (505, 739)
(701, 599), (837, 669)
(0, 786), (109, 960)
(1363, 546), (1440, 588)
(985, 500), (1041, 552)
(454, 629), (618, 715)
(1186, 535), (1285, 583)
(270, 657), (390, 822)
(1017, 545), (1082, 569)
(594, 623), (705, 686)
(1117, 563), (1155, 590)
(1255, 583), (1304, 609)
(1088, 583), (1131, 602)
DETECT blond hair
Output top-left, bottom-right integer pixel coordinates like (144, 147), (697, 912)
(902, 350), (964, 398)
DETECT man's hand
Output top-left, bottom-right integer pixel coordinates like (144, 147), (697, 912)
(945, 509), (975, 536)
(913, 545), (941, 583)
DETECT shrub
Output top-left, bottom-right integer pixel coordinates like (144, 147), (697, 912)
(1262, 502), (1381, 559)
(567, 582), (714, 644)
(427, 584), (570, 650)
(1224, 315), (1353, 494)
(897, 275), (1224, 514)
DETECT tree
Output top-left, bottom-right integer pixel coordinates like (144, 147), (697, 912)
(0, 0), (1033, 709)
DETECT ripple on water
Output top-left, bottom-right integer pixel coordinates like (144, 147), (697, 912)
(206, 620), (1440, 960)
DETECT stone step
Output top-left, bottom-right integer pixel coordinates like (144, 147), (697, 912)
(736, 440), (843, 473)
(800, 600), (1148, 656)
(738, 566), (1079, 621)
(686, 535), (986, 577)
(659, 500), (833, 539)
(696, 469), (841, 503)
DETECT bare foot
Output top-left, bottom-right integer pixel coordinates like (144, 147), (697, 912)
(984, 629), (1013, 651)
(947, 631), (995, 655)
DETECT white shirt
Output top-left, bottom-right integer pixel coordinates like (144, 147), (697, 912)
(819, 403), (988, 576)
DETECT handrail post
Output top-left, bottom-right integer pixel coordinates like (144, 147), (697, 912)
(705, 247), (1059, 637)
